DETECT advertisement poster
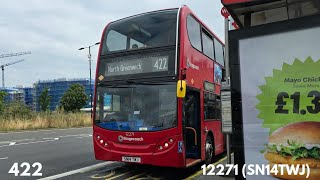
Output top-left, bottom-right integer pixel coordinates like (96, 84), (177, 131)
(214, 64), (222, 84)
(238, 26), (320, 179)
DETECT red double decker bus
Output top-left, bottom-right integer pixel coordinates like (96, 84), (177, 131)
(93, 5), (225, 168)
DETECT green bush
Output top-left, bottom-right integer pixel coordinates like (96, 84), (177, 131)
(0, 91), (7, 114)
(2, 101), (33, 120)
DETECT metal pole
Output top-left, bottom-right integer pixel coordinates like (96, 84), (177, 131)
(2, 66), (4, 88)
(225, 17), (230, 83)
(226, 134), (231, 164)
(225, 16), (232, 165)
(88, 46), (93, 118)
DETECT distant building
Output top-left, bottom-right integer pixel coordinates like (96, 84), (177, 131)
(0, 87), (34, 109)
(34, 78), (93, 111)
(0, 87), (24, 104)
(21, 87), (34, 109)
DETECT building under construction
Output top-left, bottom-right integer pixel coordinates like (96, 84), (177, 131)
(22, 87), (34, 109)
(0, 87), (34, 110)
(0, 87), (25, 104)
(34, 78), (94, 111)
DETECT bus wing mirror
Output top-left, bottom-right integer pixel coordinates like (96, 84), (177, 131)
(177, 80), (186, 98)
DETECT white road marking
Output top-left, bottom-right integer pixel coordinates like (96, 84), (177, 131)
(0, 157), (8, 160)
(42, 137), (60, 140)
(0, 138), (35, 144)
(13, 139), (59, 145)
(39, 162), (114, 180)
(74, 134), (92, 139)
(0, 127), (91, 135)
(57, 134), (92, 138)
(0, 133), (91, 148)
(0, 138), (59, 148)
(75, 136), (90, 139)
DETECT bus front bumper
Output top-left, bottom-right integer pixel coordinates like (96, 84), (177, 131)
(93, 136), (186, 168)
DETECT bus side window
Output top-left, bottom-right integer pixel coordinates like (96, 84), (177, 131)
(216, 95), (221, 120)
(204, 92), (220, 120)
(202, 29), (214, 60)
(187, 15), (202, 51)
(214, 38), (224, 67)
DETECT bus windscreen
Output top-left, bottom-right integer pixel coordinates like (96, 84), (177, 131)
(101, 9), (178, 54)
(94, 82), (177, 131)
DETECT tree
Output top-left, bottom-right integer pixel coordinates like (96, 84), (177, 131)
(60, 84), (88, 112)
(39, 88), (50, 111)
(0, 91), (7, 114)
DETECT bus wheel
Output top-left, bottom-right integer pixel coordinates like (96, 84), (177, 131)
(205, 135), (214, 165)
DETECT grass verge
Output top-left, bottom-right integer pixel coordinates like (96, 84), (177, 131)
(0, 112), (91, 132)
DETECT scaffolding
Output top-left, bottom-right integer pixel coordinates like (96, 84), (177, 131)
(33, 78), (94, 111)
(0, 87), (25, 104)
(22, 87), (34, 109)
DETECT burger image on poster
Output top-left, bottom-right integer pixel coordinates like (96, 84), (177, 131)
(263, 122), (320, 180)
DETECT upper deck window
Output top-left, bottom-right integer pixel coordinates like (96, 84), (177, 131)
(202, 29), (214, 60)
(187, 15), (202, 51)
(102, 9), (178, 54)
(214, 39), (224, 66)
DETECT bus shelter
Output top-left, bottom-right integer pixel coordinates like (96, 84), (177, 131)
(222, 0), (320, 180)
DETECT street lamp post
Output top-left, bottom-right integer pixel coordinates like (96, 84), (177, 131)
(78, 42), (100, 118)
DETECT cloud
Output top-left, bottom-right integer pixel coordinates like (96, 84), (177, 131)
(0, 0), (224, 87)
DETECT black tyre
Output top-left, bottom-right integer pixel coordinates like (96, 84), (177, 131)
(205, 135), (214, 165)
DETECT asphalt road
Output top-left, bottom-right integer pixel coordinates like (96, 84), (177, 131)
(0, 127), (99, 180)
(64, 154), (235, 180)
(0, 127), (234, 180)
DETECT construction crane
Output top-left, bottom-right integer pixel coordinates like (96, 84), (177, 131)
(1, 59), (25, 88)
(0, 51), (31, 59)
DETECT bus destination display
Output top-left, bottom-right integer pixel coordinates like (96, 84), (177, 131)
(105, 55), (169, 76)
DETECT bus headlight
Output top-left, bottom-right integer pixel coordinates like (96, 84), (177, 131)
(155, 136), (177, 153)
(164, 143), (169, 148)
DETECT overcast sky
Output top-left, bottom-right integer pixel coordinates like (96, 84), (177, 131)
(0, 0), (225, 87)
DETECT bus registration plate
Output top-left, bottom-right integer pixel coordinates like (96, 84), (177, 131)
(122, 156), (141, 163)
